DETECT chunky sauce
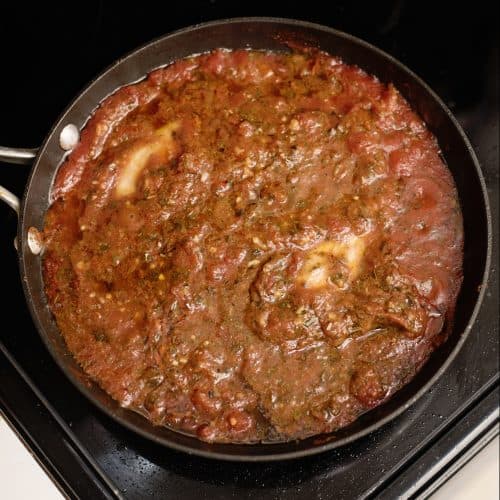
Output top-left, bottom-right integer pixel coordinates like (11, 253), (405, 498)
(43, 50), (463, 443)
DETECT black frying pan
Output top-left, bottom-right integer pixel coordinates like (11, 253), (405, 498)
(0, 18), (492, 461)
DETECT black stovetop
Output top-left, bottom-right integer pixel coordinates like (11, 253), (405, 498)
(0, 2), (498, 499)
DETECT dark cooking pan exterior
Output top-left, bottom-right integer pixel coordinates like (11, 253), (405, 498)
(16, 18), (491, 461)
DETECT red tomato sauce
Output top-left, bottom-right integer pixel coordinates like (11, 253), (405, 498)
(42, 49), (463, 442)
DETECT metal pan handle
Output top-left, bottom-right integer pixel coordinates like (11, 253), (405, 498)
(0, 185), (20, 213)
(0, 146), (38, 214)
(1, 145), (47, 255)
(0, 146), (38, 165)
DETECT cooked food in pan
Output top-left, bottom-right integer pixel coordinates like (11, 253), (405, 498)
(42, 49), (463, 443)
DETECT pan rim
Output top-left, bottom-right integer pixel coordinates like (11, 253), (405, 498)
(16, 16), (493, 461)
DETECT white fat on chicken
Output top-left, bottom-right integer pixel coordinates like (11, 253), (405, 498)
(115, 121), (180, 198)
(297, 235), (365, 289)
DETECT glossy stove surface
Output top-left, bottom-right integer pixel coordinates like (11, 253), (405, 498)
(0, 2), (498, 499)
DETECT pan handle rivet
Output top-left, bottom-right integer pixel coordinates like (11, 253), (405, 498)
(27, 226), (44, 255)
(59, 124), (80, 151)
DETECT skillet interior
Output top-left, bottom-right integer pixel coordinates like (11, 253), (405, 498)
(17, 18), (491, 460)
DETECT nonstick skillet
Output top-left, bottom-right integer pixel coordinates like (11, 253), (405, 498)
(0, 18), (492, 461)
